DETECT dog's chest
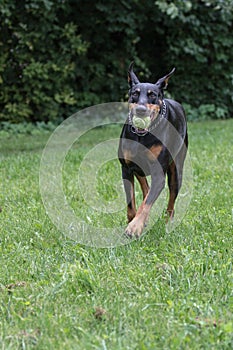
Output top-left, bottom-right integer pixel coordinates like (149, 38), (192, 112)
(120, 136), (163, 174)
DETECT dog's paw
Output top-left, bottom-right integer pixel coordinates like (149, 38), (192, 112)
(125, 217), (145, 239)
(166, 209), (175, 223)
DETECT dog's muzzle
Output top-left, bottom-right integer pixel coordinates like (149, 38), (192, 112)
(130, 104), (160, 131)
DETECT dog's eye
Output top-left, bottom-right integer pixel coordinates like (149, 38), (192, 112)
(132, 91), (139, 97)
(148, 91), (157, 98)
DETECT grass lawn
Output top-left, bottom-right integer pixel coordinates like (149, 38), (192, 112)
(0, 119), (233, 349)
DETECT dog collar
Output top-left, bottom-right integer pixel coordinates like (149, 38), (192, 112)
(128, 100), (167, 136)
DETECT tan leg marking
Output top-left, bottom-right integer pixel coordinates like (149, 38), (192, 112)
(135, 174), (149, 199)
(125, 200), (152, 238)
(167, 161), (177, 220)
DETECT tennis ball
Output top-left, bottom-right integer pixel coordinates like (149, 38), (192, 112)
(143, 116), (151, 128)
(133, 116), (151, 129)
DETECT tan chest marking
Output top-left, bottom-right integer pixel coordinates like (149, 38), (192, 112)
(147, 145), (163, 161)
(123, 150), (132, 165)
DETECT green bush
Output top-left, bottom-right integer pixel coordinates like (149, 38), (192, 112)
(154, 0), (233, 119)
(0, 1), (88, 122)
(0, 0), (232, 123)
(183, 103), (229, 121)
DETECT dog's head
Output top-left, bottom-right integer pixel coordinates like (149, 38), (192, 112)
(128, 62), (175, 132)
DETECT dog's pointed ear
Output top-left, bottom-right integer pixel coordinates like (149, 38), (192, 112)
(156, 67), (176, 90)
(128, 61), (140, 88)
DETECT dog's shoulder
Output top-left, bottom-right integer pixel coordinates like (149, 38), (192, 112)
(165, 98), (186, 120)
(164, 98), (184, 112)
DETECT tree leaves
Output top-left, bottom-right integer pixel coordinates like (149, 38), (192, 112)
(0, 0), (232, 122)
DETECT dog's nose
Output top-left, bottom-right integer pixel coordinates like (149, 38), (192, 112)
(135, 105), (147, 116)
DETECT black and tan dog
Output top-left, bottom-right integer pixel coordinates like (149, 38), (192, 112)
(118, 62), (188, 238)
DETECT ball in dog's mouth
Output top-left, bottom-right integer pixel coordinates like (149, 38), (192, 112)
(132, 115), (151, 130)
(132, 111), (158, 130)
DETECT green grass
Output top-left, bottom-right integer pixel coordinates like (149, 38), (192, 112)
(0, 120), (233, 349)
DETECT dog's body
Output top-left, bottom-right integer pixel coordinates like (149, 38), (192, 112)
(118, 63), (188, 237)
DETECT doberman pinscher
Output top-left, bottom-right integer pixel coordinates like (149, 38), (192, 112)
(118, 62), (188, 238)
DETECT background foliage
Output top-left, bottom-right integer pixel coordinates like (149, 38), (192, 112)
(0, 0), (232, 123)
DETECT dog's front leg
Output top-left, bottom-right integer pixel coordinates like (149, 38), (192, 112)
(122, 167), (136, 223)
(125, 166), (165, 238)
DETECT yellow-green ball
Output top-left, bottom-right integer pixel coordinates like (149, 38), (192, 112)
(133, 116), (150, 129)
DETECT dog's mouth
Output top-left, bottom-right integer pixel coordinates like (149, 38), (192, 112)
(131, 107), (160, 132)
